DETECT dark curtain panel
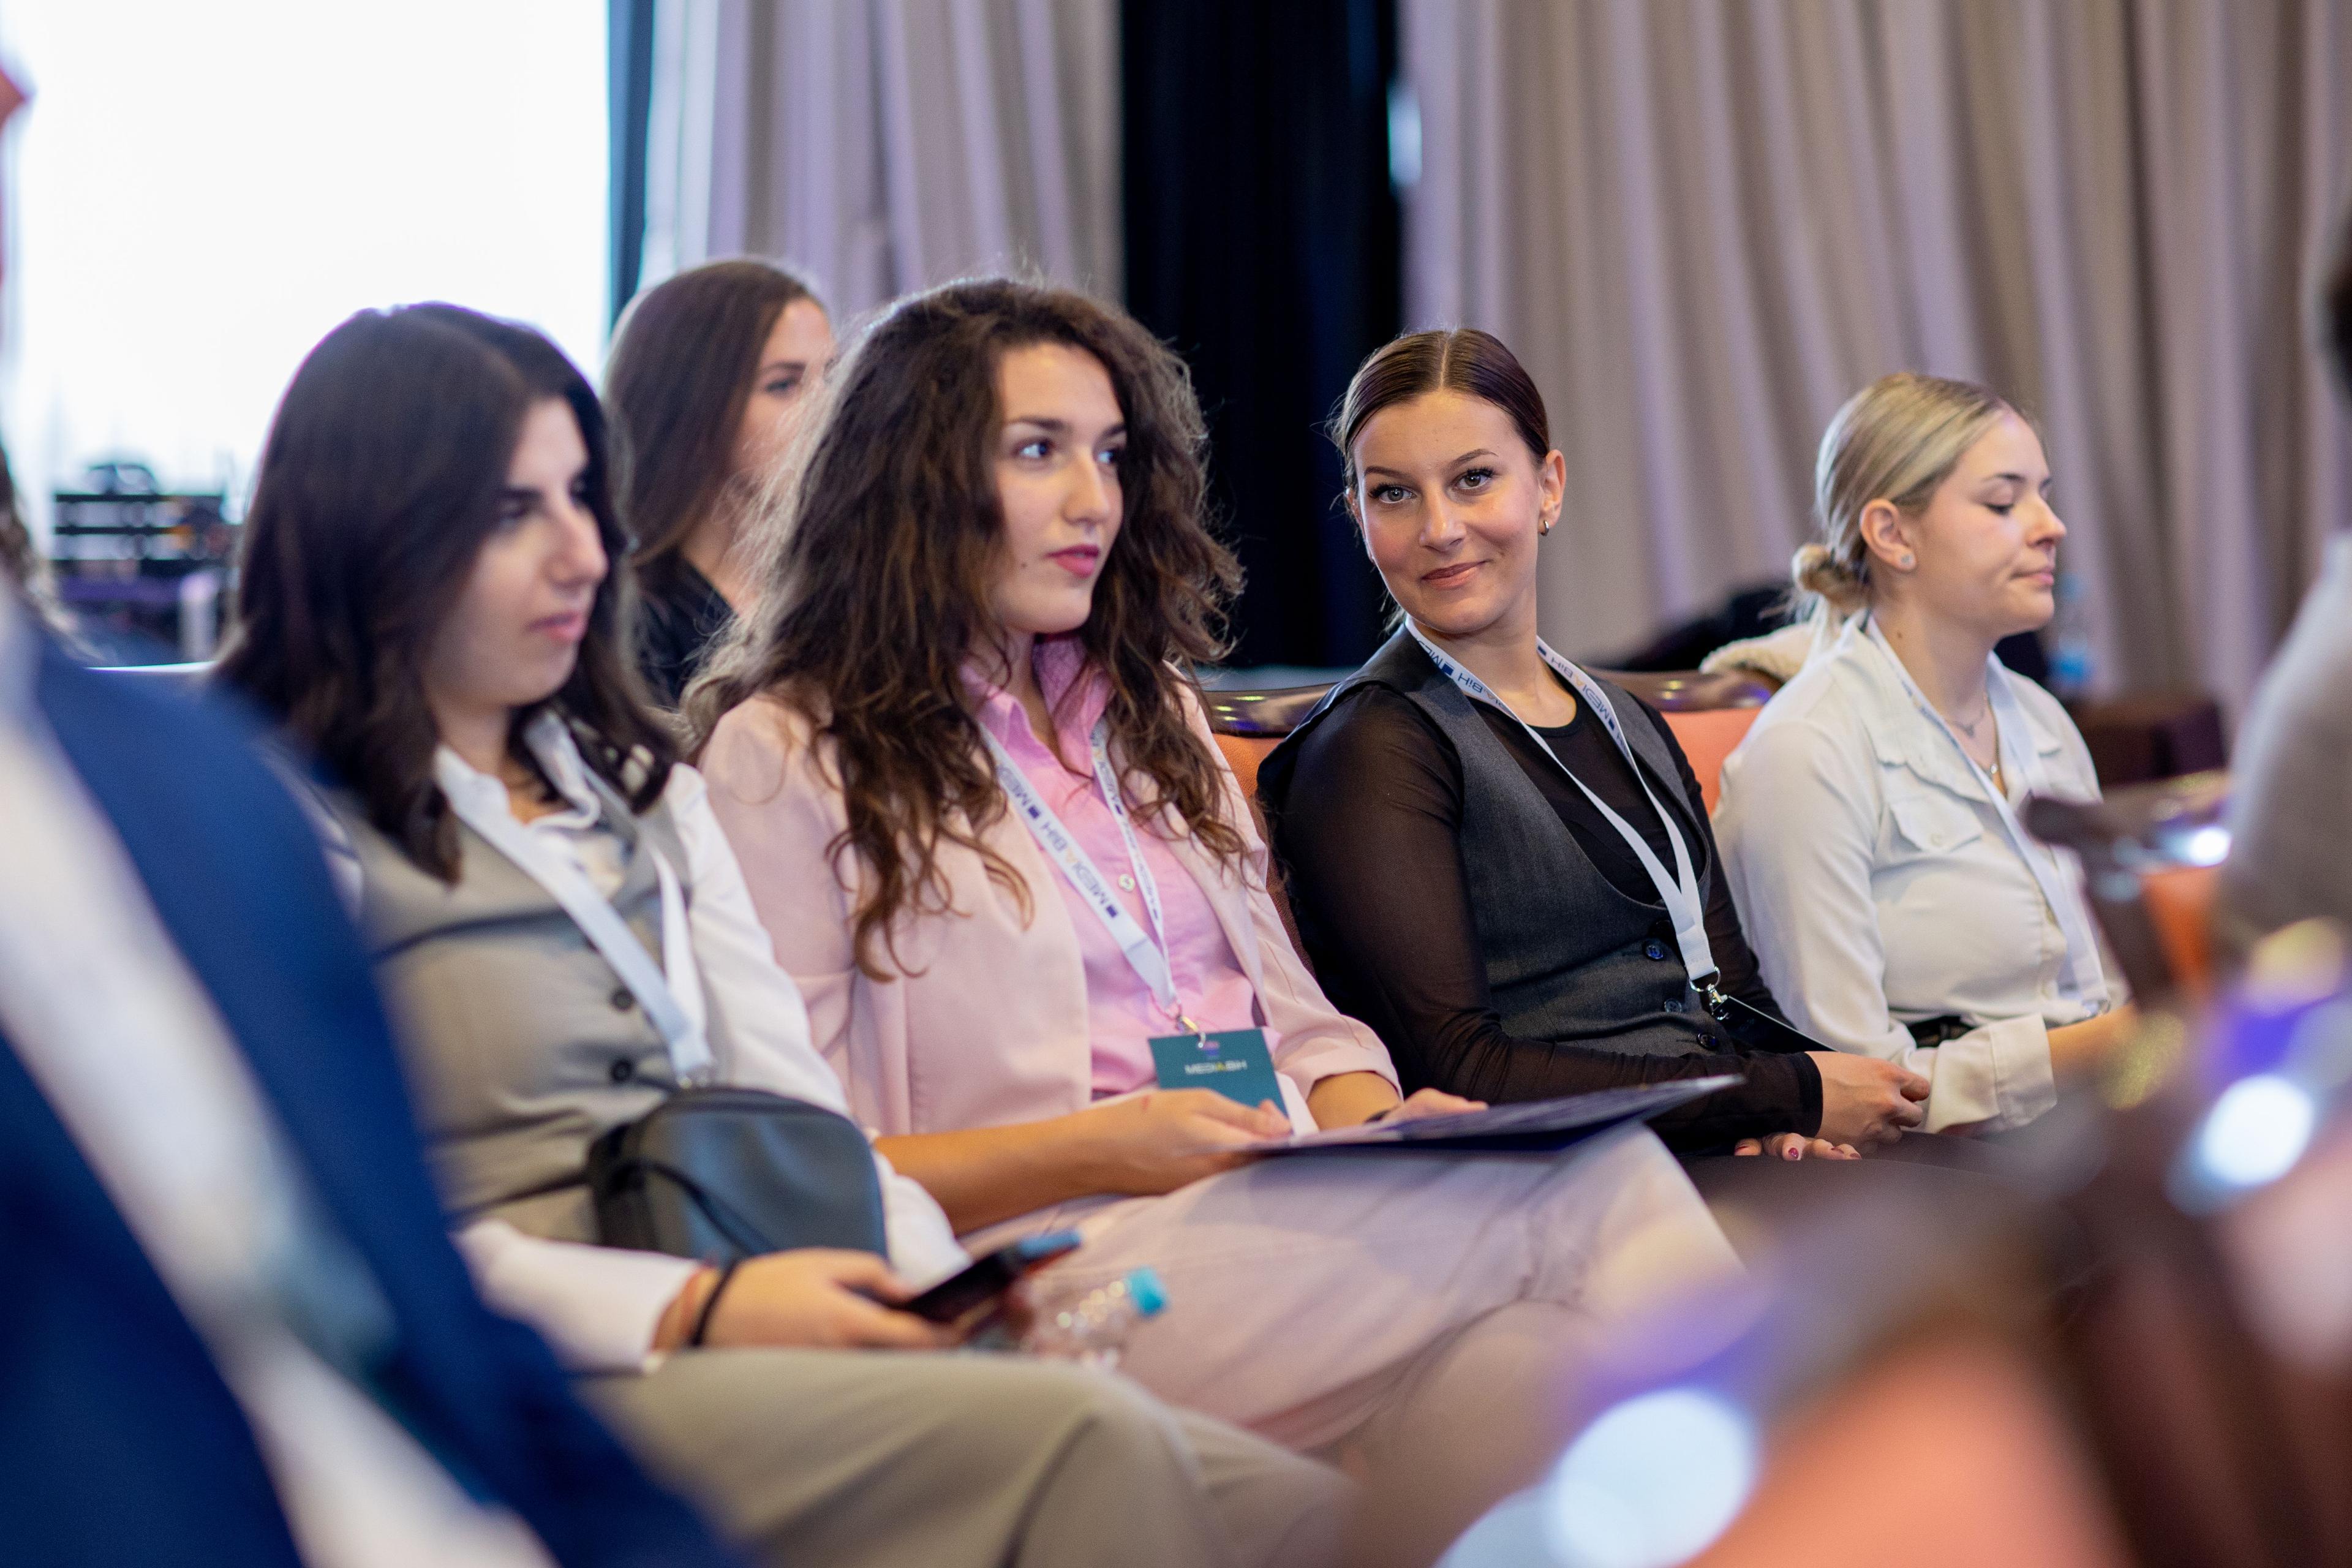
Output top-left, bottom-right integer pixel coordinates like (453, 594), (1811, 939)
(1122, 0), (1401, 669)
(607, 0), (657, 327)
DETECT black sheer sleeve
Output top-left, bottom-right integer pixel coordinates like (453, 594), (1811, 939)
(1270, 687), (1820, 1148)
(1634, 701), (1788, 1020)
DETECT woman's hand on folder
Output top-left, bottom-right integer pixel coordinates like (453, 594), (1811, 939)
(1382, 1087), (1487, 1125)
(1077, 1089), (1294, 1196)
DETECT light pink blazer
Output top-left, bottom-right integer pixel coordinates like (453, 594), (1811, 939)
(699, 690), (1399, 1139)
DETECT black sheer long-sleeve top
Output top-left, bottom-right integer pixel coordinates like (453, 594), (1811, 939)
(633, 555), (736, 709)
(1257, 647), (1821, 1151)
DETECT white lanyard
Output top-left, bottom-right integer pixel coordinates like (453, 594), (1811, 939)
(1405, 622), (1720, 995)
(434, 748), (715, 1086)
(1862, 622), (2108, 1000)
(984, 718), (1201, 1034)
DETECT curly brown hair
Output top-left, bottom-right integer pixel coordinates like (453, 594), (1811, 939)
(687, 277), (1244, 979)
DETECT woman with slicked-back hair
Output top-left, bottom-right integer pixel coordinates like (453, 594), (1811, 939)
(696, 278), (1739, 1564)
(606, 258), (832, 705)
(1259, 328), (1929, 1164)
(1716, 372), (2135, 1137)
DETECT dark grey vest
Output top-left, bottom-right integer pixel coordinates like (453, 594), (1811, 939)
(332, 769), (733, 1242)
(1267, 629), (1717, 1057)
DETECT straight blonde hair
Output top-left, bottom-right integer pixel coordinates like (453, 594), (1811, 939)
(1794, 372), (2014, 619)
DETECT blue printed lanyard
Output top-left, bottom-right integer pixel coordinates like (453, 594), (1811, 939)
(984, 718), (1203, 1034)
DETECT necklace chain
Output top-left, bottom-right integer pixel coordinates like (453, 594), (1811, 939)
(1937, 693), (2001, 779)
(1947, 698), (1994, 736)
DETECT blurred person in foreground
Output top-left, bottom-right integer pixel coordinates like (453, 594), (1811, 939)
(0, 575), (735, 1564)
(2223, 212), (2352, 952)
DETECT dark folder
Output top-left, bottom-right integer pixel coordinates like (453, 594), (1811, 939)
(1232, 1075), (1744, 1157)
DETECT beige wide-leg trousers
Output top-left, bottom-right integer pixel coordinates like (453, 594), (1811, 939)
(584, 1346), (1350, 1568)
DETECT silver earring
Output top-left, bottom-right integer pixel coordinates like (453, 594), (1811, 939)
(1899, 554), (1915, 568)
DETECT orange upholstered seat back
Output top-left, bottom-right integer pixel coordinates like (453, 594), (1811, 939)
(2140, 864), (2219, 1005)
(1216, 729), (1280, 812)
(1660, 706), (1763, 815)
(1213, 729), (1305, 958)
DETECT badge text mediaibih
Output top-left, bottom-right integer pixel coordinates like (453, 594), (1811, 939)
(1184, 1060), (1248, 1076)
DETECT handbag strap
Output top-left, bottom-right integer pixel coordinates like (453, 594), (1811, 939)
(434, 742), (715, 1086)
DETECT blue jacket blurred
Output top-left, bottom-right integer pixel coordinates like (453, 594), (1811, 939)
(0, 643), (739, 1568)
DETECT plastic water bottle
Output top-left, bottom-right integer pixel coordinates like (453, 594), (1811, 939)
(1025, 1267), (1169, 1371)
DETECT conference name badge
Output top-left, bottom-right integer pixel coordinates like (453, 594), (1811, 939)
(1148, 1027), (1282, 1110)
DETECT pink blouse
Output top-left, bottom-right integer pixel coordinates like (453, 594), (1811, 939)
(973, 636), (1268, 1096)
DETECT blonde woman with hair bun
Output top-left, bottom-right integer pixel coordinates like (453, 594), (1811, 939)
(1714, 372), (2136, 1136)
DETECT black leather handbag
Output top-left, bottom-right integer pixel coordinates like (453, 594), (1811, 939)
(587, 1087), (888, 1264)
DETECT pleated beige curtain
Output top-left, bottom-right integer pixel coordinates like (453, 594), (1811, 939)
(1403, 0), (2352, 715)
(639, 0), (1120, 320)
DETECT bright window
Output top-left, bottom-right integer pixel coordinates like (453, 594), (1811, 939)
(0, 2), (608, 538)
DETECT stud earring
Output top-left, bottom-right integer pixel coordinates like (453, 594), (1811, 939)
(1899, 554), (1915, 568)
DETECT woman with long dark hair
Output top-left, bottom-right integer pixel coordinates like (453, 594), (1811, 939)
(219, 303), (1354, 1568)
(606, 259), (832, 704)
(695, 277), (1739, 1559)
(1257, 328), (1929, 1158)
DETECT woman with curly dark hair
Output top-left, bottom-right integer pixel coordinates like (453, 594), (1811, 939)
(696, 277), (1737, 1553)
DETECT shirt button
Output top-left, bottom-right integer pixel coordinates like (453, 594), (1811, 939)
(1643, 940), (1668, 961)
(608, 1058), (636, 1084)
(1663, 997), (1686, 1014)
(610, 987), (635, 1011)
(1118, 874), (1137, 891)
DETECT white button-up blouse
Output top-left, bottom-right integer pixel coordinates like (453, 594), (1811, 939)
(1714, 619), (2120, 1133)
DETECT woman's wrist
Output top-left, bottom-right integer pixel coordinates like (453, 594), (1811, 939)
(654, 1265), (720, 1353)
(688, 1259), (743, 1346)
(1065, 1099), (1145, 1194)
(1305, 1069), (1401, 1129)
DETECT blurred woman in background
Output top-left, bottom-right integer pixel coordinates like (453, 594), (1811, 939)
(606, 259), (833, 705)
(1715, 372), (2135, 1135)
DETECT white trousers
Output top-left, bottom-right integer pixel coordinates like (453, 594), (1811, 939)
(994, 1125), (1739, 1452)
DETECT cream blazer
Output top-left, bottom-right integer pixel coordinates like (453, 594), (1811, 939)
(1714, 618), (2119, 1134)
(698, 690), (1398, 1143)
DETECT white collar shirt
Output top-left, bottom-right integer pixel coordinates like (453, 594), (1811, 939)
(1715, 616), (2120, 1133)
(0, 601), (551, 1568)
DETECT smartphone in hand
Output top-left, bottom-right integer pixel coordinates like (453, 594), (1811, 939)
(902, 1231), (1082, 1324)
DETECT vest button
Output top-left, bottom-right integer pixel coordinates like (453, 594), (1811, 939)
(1643, 940), (1668, 961)
(610, 987), (635, 1011)
(1662, 997), (1686, 1014)
(609, 1058), (636, 1084)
